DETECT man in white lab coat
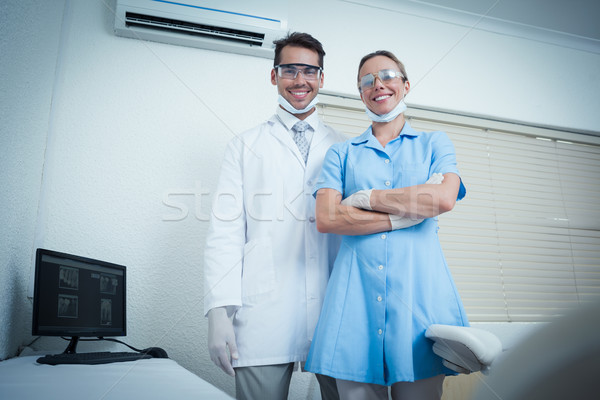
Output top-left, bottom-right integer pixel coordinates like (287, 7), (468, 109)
(204, 32), (346, 400)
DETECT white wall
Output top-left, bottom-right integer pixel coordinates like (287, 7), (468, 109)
(0, 0), (65, 369)
(1, 0), (598, 399)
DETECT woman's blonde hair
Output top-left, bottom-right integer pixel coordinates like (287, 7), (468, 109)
(357, 50), (408, 84)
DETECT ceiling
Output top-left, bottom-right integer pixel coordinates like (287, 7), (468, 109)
(346, 0), (600, 53)
(417, 0), (600, 41)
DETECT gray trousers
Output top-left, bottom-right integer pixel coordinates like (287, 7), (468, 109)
(336, 375), (445, 400)
(235, 363), (339, 400)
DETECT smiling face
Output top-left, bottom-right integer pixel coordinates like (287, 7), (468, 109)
(358, 55), (410, 116)
(271, 45), (324, 119)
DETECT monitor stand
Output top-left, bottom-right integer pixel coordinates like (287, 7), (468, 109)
(63, 336), (80, 354)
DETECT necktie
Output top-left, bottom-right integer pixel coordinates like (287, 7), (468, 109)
(292, 121), (309, 163)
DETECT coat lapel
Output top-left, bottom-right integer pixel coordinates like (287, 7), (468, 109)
(267, 115), (306, 167)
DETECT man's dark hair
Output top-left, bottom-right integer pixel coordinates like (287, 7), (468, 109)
(273, 32), (325, 68)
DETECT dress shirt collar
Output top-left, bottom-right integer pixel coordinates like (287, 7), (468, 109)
(276, 106), (319, 132)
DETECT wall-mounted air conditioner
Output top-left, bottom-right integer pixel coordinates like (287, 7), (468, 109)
(114, 0), (288, 59)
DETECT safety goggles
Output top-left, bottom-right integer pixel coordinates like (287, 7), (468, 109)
(358, 69), (404, 92)
(275, 63), (322, 81)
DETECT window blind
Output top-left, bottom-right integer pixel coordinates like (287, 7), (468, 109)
(317, 95), (600, 322)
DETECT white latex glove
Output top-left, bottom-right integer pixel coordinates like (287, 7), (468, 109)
(207, 307), (238, 377)
(389, 213), (424, 230)
(426, 172), (444, 185)
(341, 188), (373, 210)
(389, 173), (445, 230)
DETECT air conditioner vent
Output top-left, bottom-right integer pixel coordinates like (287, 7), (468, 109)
(114, 0), (287, 59)
(125, 12), (265, 46)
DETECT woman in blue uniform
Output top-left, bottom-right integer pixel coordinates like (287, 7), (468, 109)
(305, 50), (469, 399)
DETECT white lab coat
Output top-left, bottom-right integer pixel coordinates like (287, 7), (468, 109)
(204, 111), (346, 367)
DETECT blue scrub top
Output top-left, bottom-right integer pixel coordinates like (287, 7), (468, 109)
(306, 122), (469, 385)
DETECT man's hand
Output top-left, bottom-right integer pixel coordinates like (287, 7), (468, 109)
(207, 307), (238, 377)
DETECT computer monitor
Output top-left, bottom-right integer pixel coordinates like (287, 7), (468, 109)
(32, 248), (127, 354)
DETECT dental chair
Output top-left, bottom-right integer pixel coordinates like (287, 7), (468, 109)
(425, 324), (503, 374)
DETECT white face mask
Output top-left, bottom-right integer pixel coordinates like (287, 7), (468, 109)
(278, 94), (319, 115)
(364, 99), (407, 123)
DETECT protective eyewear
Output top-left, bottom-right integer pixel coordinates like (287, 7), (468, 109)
(358, 69), (404, 92)
(275, 63), (323, 81)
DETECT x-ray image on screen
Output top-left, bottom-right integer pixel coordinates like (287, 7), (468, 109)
(100, 298), (112, 326)
(59, 266), (79, 290)
(57, 294), (78, 318)
(100, 274), (118, 295)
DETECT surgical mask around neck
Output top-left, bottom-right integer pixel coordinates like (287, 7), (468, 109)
(365, 98), (407, 123)
(278, 94), (319, 115)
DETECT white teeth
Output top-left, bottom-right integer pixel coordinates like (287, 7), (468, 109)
(292, 91), (308, 96)
(375, 95), (391, 101)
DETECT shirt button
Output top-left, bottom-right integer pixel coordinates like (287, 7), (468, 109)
(378, 329), (383, 335)
(309, 216), (316, 223)
(380, 234), (386, 239)
(385, 181), (391, 186)
(377, 296), (382, 302)
(384, 159), (390, 164)
(378, 265), (384, 270)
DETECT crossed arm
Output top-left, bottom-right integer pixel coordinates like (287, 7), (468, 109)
(315, 172), (461, 235)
